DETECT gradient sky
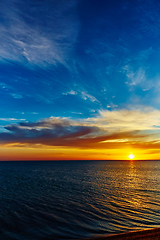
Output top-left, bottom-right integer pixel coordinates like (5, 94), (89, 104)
(1, 0), (160, 160)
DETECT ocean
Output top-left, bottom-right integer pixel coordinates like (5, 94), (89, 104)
(0, 160), (159, 240)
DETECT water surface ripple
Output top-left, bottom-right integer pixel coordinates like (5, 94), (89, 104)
(0, 160), (160, 239)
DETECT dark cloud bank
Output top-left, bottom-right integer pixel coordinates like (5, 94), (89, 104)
(0, 117), (150, 149)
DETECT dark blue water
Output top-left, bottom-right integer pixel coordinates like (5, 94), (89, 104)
(0, 160), (160, 240)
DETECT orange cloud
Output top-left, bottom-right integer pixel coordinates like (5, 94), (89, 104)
(1, 108), (160, 160)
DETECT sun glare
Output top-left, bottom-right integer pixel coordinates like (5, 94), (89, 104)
(128, 153), (135, 159)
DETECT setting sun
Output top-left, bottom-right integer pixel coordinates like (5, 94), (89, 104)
(128, 153), (135, 159)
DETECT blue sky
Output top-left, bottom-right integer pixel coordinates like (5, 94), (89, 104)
(1, 0), (160, 159)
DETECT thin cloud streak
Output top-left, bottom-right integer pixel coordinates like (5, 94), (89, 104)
(0, 0), (79, 67)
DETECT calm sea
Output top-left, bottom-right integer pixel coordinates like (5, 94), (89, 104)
(0, 160), (160, 240)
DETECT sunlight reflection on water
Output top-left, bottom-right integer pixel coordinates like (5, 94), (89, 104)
(0, 160), (159, 239)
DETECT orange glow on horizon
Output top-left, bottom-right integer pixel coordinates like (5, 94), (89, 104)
(0, 143), (160, 161)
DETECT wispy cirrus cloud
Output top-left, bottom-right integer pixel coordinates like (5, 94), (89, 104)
(62, 89), (100, 104)
(0, 118), (25, 121)
(135, 0), (160, 36)
(122, 52), (160, 97)
(10, 93), (23, 99)
(0, 0), (79, 67)
(63, 90), (77, 96)
(81, 91), (99, 103)
(124, 66), (146, 88)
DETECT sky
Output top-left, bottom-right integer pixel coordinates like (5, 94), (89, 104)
(1, 0), (160, 160)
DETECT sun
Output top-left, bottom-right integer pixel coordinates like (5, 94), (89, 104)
(128, 153), (135, 159)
